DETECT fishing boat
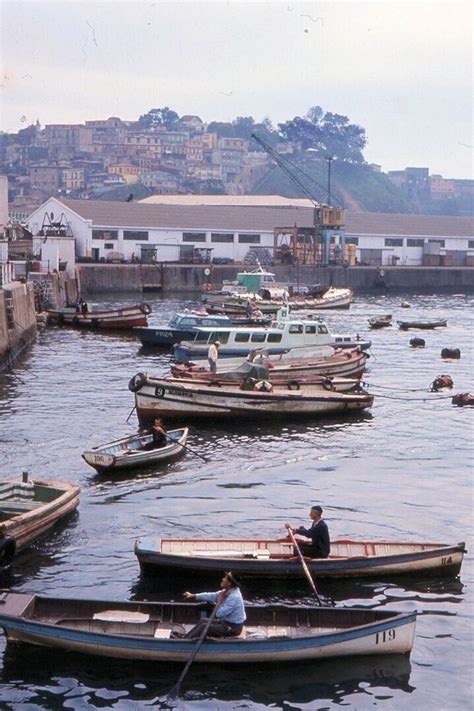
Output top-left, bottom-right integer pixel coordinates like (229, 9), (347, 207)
(128, 374), (374, 425)
(0, 591), (416, 662)
(397, 319), (447, 330)
(134, 312), (271, 347)
(81, 428), (189, 474)
(47, 303), (151, 330)
(368, 315), (392, 329)
(171, 345), (369, 381)
(0, 474), (80, 566)
(173, 309), (371, 363)
(203, 264), (353, 312)
(164, 372), (362, 393)
(135, 537), (465, 580)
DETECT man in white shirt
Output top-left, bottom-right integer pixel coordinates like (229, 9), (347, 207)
(207, 340), (220, 373)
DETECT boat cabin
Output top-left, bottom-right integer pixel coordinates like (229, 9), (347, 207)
(168, 313), (230, 329)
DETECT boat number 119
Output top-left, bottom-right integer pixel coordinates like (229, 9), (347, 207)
(375, 629), (396, 644)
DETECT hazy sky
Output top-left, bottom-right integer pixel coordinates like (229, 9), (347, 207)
(1, 0), (472, 178)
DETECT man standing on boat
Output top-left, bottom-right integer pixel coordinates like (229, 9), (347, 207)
(171, 571), (246, 639)
(207, 340), (220, 373)
(287, 505), (330, 558)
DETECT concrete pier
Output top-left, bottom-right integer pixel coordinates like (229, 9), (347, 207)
(77, 264), (474, 294)
(0, 281), (37, 371)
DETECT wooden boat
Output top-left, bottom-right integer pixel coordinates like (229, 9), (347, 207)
(81, 428), (189, 474)
(129, 374), (374, 425)
(205, 287), (353, 314)
(368, 315), (392, 329)
(173, 308), (371, 363)
(171, 346), (369, 382)
(135, 537), (465, 580)
(162, 373), (363, 393)
(0, 474), (80, 566)
(47, 303), (151, 330)
(134, 311), (271, 347)
(397, 319), (447, 330)
(0, 591), (416, 661)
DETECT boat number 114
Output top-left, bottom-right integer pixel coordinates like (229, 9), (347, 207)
(375, 629), (396, 644)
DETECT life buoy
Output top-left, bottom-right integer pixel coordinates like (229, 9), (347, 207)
(441, 348), (461, 360)
(140, 303), (151, 315)
(322, 378), (335, 391)
(379, 269), (385, 277)
(288, 380), (300, 391)
(128, 372), (147, 392)
(0, 536), (16, 567)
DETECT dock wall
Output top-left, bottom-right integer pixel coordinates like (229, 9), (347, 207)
(77, 264), (474, 294)
(0, 282), (37, 371)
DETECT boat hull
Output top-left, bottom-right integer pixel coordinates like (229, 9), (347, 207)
(132, 377), (373, 424)
(0, 479), (80, 564)
(81, 428), (189, 474)
(135, 538), (465, 580)
(0, 593), (416, 662)
(48, 305), (149, 330)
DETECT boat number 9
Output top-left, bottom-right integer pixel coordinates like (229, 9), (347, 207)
(155, 387), (165, 398)
(375, 629), (396, 644)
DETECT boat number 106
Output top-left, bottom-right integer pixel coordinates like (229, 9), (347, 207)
(375, 629), (396, 644)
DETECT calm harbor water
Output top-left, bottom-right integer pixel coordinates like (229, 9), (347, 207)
(0, 292), (472, 710)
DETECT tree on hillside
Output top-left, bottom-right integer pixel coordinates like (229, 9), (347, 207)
(138, 107), (179, 129)
(206, 121), (235, 137)
(278, 106), (367, 162)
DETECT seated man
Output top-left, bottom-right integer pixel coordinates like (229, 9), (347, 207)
(143, 417), (168, 450)
(172, 571), (246, 639)
(286, 505), (330, 558)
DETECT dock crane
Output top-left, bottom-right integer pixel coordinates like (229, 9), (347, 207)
(251, 132), (347, 267)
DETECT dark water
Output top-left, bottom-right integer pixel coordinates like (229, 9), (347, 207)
(0, 292), (472, 710)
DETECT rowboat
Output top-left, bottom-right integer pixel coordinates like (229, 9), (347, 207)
(128, 374), (374, 425)
(397, 319), (447, 330)
(171, 346), (369, 381)
(47, 303), (151, 330)
(134, 311), (271, 347)
(173, 309), (371, 363)
(81, 428), (189, 474)
(164, 371), (363, 393)
(135, 537), (465, 580)
(0, 592), (416, 661)
(368, 315), (392, 329)
(0, 474), (80, 566)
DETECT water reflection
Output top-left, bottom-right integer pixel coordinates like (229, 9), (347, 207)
(0, 644), (414, 709)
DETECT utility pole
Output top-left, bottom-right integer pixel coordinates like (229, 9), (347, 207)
(326, 156), (333, 206)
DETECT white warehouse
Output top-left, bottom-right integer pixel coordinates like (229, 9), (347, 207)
(27, 196), (474, 267)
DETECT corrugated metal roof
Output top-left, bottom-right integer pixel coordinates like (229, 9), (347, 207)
(58, 197), (474, 237)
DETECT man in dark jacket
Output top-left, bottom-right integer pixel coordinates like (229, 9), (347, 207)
(286, 505), (330, 558)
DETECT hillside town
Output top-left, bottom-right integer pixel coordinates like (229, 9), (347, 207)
(1, 111), (473, 220)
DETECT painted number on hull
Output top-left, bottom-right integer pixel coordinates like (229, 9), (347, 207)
(375, 629), (396, 644)
(441, 556), (452, 566)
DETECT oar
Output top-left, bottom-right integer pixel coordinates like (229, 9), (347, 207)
(285, 524), (322, 605)
(125, 405), (136, 423)
(167, 599), (221, 701)
(164, 433), (209, 463)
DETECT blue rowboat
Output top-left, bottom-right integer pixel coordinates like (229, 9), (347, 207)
(81, 428), (189, 474)
(0, 592), (416, 662)
(134, 537), (465, 580)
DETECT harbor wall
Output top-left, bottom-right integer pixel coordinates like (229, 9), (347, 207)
(77, 264), (474, 294)
(0, 281), (37, 371)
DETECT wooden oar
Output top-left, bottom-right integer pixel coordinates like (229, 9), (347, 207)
(166, 599), (222, 701)
(164, 433), (209, 463)
(285, 524), (322, 605)
(125, 405), (136, 423)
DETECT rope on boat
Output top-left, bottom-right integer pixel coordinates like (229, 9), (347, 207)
(371, 392), (455, 402)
